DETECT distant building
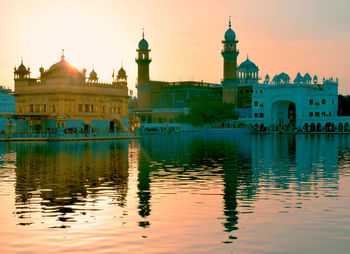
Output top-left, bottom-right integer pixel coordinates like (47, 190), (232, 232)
(133, 32), (222, 124)
(0, 86), (15, 113)
(0, 86), (15, 131)
(250, 75), (341, 131)
(13, 53), (129, 133)
(220, 18), (350, 131)
(134, 19), (349, 131)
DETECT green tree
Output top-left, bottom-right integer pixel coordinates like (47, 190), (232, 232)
(178, 100), (238, 126)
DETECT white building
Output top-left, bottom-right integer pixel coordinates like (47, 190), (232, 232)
(250, 74), (342, 131)
(220, 18), (350, 132)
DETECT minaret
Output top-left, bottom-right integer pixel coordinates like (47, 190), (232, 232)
(221, 17), (240, 106)
(136, 30), (151, 84)
(222, 17), (239, 81)
(135, 30), (152, 109)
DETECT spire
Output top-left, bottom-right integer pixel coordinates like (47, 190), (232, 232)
(142, 28), (145, 39)
(229, 16), (231, 28)
(21, 57), (23, 64)
(112, 68), (115, 79)
(247, 54), (249, 60)
(61, 49), (65, 61)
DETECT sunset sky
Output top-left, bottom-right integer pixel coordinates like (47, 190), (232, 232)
(0, 0), (349, 94)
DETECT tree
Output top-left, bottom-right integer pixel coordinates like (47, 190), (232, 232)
(338, 95), (350, 116)
(177, 100), (238, 126)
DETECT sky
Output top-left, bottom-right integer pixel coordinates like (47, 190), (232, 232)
(0, 0), (350, 94)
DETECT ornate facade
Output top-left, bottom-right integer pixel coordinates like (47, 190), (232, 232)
(14, 53), (129, 133)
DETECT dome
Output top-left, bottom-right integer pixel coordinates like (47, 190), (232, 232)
(224, 17), (236, 41)
(118, 67), (126, 76)
(294, 72), (303, 84)
(265, 74), (270, 79)
(42, 54), (82, 80)
(224, 28), (236, 41)
(138, 38), (149, 50)
(313, 75), (318, 83)
(279, 72), (290, 82)
(89, 69), (98, 81)
(304, 73), (312, 81)
(117, 67), (127, 79)
(272, 72), (290, 84)
(238, 57), (259, 72)
(17, 63), (27, 73)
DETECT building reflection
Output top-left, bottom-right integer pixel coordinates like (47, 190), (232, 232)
(138, 135), (256, 236)
(251, 134), (339, 191)
(5, 133), (344, 242)
(14, 140), (130, 226)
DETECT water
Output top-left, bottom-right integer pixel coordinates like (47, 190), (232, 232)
(0, 134), (350, 253)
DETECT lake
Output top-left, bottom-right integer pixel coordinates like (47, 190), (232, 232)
(0, 134), (350, 253)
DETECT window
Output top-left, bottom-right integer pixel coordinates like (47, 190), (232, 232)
(309, 112), (313, 117)
(254, 101), (258, 107)
(329, 112), (332, 116)
(332, 99), (334, 105)
(260, 90), (263, 94)
(322, 112), (325, 116)
(254, 113), (258, 118)
(52, 105), (56, 113)
(78, 104), (83, 112)
(309, 99), (313, 105)
(322, 99), (326, 105)
(315, 112), (320, 117)
(91, 105), (94, 112)
(43, 104), (46, 112)
(260, 113), (264, 118)
(85, 104), (89, 112)
(29, 104), (34, 112)
(260, 104), (264, 108)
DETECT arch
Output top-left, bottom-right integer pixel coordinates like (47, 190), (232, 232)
(345, 123), (349, 131)
(271, 99), (296, 129)
(260, 123), (265, 132)
(316, 123), (322, 132)
(310, 123), (316, 132)
(110, 119), (121, 133)
(338, 123), (343, 132)
(304, 123), (309, 132)
(238, 123), (246, 129)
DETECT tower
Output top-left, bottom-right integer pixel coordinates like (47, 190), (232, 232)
(221, 17), (240, 106)
(136, 30), (151, 84)
(136, 30), (152, 108)
(222, 17), (239, 81)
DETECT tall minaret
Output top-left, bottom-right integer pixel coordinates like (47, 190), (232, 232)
(136, 30), (152, 108)
(222, 17), (239, 81)
(221, 17), (239, 105)
(136, 30), (151, 84)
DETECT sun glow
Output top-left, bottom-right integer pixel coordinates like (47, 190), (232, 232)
(0, 0), (350, 94)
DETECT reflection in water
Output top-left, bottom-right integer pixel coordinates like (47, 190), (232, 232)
(14, 141), (129, 228)
(0, 134), (348, 253)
